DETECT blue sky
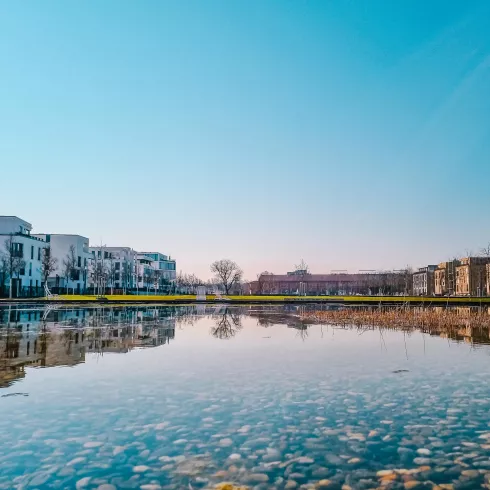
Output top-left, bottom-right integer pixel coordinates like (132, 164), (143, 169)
(1, 1), (489, 278)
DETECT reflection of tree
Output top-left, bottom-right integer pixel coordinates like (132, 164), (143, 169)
(211, 309), (242, 339)
(295, 325), (309, 341)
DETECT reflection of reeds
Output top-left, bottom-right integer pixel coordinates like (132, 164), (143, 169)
(302, 306), (490, 339)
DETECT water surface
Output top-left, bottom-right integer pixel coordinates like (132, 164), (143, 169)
(1, 304), (490, 490)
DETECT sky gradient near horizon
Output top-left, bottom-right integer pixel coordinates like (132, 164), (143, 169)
(1, 1), (490, 279)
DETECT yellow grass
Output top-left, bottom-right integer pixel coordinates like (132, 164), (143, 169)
(48, 294), (197, 301)
(40, 294), (490, 304)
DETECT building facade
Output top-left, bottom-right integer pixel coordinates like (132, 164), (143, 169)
(135, 253), (155, 291)
(33, 234), (91, 294)
(250, 270), (412, 296)
(412, 265), (437, 296)
(455, 257), (490, 296)
(434, 260), (460, 296)
(89, 246), (136, 292)
(139, 252), (177, 281)
(0, 216), (48, 298)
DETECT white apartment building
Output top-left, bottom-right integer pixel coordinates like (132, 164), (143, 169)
(88, 246), (137, 292)
(135, 253), (155, 291)
(33, 234), (91, 294)
(0, 216), (48, 297)
(139, 252), (177, 281)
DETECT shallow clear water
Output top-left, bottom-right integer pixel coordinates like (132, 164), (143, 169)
(1, 304), (490, 490)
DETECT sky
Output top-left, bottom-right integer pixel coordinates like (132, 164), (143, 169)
(1, 0), (490, 279)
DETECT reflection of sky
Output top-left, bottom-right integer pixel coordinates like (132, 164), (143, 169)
(4, 313), (490, 399)
(2, 308), (490, 487)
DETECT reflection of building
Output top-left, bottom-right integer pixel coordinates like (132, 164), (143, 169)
(85, 323), (175, 353)
(455, 257), (490, 296)
(0, 305), (178, 388)
(0, 329), (86, 387)
(413, 266), (437, 296)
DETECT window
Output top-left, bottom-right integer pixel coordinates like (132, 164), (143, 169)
(115, 272), (120, 281)
(84, 258), (87, 267)
(20, 266), (25, 276)
(12, 242), (24, 258)
(77, 256), (81, 267)
(29, 262), (32, 276)
(31, 245), (34, 259)
(104, 251), (109, 259)
(36, 280), (38, 287)
(38, 247), (41, 260)
(97, 250), (101, 259)
(115, 262), (120, 270)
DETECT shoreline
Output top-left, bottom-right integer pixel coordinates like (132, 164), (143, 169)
(1, 294), (490, 306)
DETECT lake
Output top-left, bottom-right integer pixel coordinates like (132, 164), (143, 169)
(1, 304), (490, 490)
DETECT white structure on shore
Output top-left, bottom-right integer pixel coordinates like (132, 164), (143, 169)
(33, 234), (91, 294)
(1, 214), (178, 297)
(0, 216), (48, 297)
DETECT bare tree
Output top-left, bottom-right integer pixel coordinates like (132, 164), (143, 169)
(106, 254), (116, 295)
(187, 273), (203, 293)
(91, 261), (107, 296)
(294, 259), (310, 274)
(144, 268), (154, 293)
(210, 259), (243, 295)
(3, 235), (26, 299)
(481, 243), (490, 257)
(153, 269), (162, 293)
(121, 261), (131, 294)
(62, 245), (77, 294)
(0, 254), (9, 297)
(41, 246), (57, 292)
(90, 244), (109, 296)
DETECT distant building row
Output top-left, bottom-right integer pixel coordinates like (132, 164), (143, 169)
(413, 257), (490, 297)
(249, 269), (412, 296)
(0, 216), (176, 297)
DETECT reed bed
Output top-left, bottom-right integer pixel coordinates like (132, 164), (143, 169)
(302, 306), (490, 337)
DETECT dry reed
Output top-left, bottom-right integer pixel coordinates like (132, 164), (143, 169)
(302, 306), (490, 339)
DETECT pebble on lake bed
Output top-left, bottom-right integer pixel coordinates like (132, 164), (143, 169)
(219, 438), (233, 447)
(214, 484), (249, 490)
(75, 477), (91, 489)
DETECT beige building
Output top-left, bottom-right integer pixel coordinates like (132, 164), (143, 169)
(412, 265), (437, 296)
(487, 263), (490, 297)
(455, 257), (490, 296)
(434, 260), (460, 296)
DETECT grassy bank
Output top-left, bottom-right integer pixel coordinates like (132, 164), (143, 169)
(3, 294), (490, 305)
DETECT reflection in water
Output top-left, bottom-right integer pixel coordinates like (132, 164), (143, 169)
(4, 304), (490, 489)
(211, 308), (242, 339)
(302, 305), (490, 346)
(0, 305), (176, 387)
